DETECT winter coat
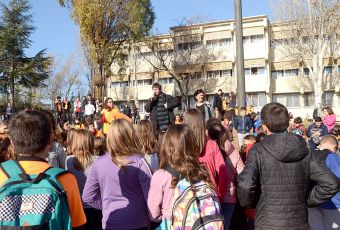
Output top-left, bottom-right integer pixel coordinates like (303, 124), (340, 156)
(237, 133), (340, 230)
(234, 115), (253, 134)
(145, 93), (179, 134)
(213, 94), (223, 112)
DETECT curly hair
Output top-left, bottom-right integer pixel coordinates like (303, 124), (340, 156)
(159, 124), (210, 188)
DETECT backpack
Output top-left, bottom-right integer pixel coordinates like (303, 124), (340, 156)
(0, 160), (72, 229)
(165, 166), (224, 230)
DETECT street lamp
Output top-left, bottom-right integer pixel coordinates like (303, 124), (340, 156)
(234, 0), (246, 110)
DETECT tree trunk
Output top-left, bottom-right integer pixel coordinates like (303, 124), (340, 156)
(9, 62), (15, 107)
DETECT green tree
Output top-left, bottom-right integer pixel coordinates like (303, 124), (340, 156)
(0, 0), (52, 107)
(59, 0), (155, 101)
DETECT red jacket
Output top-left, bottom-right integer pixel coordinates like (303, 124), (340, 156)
(199, 139), (229, 200)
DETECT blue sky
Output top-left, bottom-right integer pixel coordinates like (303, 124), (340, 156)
(1, 0), (272, 59)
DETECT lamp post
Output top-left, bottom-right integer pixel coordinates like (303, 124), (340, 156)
(235, 0), (246, 111)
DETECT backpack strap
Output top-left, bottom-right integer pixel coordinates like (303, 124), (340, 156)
(164, 165), (183, 181)
(0, 160), (28, 180)
(44, 167), (69, 192)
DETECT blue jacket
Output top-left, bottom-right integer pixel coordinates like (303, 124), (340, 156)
(320, 153), (340, 209)
(234, 115), (253, 134)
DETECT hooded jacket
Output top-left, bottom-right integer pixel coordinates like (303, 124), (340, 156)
(237, 133), (340, 230)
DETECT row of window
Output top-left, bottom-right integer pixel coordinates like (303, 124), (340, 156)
(207, 70), (232, 78)
(272, 66), (336, 78)
(177, 35), (265, 51)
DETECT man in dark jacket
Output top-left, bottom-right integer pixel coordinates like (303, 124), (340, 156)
(213, 89), (223, 119)
(237, 102), (340, 230)
(145, 82), (179, 136)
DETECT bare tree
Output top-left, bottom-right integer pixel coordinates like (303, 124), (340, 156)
(136, 17), (219, 110)
(271, 0), (340, 110)
(40, 55), (81, 109)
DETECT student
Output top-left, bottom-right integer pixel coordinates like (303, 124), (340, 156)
(207, 122), (244, 230)
(43, 110), (67, 169)
(308, 135), (340, 230)
(135, 120), (159, 173)
(194, 89), (214, 122)
(101, 98), (132, 135)
(82, 119), (152, 230)
(238, 102), (339, 230)
(65, 129), (102, 230)
(183, 109), (229, 200)
(234, 107), (253, 148)
(307, 117), (329, 150)
(148, 124), (212, 228)
(85, 100), (96, 121)
(0, 137), (15, 163)
(322, 106), (336, 132)
(289, 117), (307, 138)
(0, 110), (86, 228)
(88, 123), (104, 138)
(94, 137), (106, 156)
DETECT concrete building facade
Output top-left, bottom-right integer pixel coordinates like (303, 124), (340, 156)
(107, 15), (340, 119)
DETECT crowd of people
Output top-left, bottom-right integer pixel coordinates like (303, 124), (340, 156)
(0, 82), (339, 230)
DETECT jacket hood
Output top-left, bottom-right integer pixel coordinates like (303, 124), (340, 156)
(261, 133), (309, 163)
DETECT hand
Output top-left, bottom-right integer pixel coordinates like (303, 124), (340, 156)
(164, 103), (168, 108)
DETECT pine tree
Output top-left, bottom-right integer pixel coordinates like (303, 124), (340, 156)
(0, 0), (52, 107)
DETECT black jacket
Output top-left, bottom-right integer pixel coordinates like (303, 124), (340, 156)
(237, 133), (340, 230)
(144, 93), (179, 133)
(213, 94), (222, 112)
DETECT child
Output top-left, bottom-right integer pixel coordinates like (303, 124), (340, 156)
(184, 109), (229, 201)
(148, 124), (217, 229)
(65, 129), (102, 230)
(136, 120), (159, 173)
(207, 122), (244, 230)
(308, 136), (340, 230)
(307, 117), (329, 150)
(94, 137), (106, 156)
(239, 135), (256, 163)
(82, 119), (152, 230)
(289, 117), (307, 138)
(234, 107), (253, 148)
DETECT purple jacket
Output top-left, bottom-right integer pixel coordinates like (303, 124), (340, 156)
(82, 154), (152, 230)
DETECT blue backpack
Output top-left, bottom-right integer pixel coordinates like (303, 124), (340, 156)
(0, 160), (72, 229)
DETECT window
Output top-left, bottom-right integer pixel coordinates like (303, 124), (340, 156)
(284, 69), (299, 77)
(137, 79), (152, 86)
(191, 72), (202, 80)
(221, 69), (232, 77)
(272, 93), (300, 107)
(338, 65), (340, 73)
(206, 38), (232, 48)
(271, 70), (284, 78)
(158, 78), (174, 84)
(207, 70), (232, 78)
(322, 92), (334, 106)
(303, 68), (310, 76)
(246, 67), (265, 76)
(304, 93), (315, 107)
(271, 69), (298, 78)
(178, 41), (202, 50)
(111, 81), (128, 88)
(244, 35), (264, 44)
(323, 66), (333, 74)
(247, 92), (267, 107)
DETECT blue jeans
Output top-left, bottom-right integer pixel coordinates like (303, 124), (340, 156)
(221, 203), (235, 230)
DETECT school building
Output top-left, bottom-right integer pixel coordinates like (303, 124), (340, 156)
(107, 15), (340, 119)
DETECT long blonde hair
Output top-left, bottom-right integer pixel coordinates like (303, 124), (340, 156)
(135, 120), (157, 155)
(107, 119), (142, 167)
(70, 129), (94, 171)
(183, 109), (206, 153)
